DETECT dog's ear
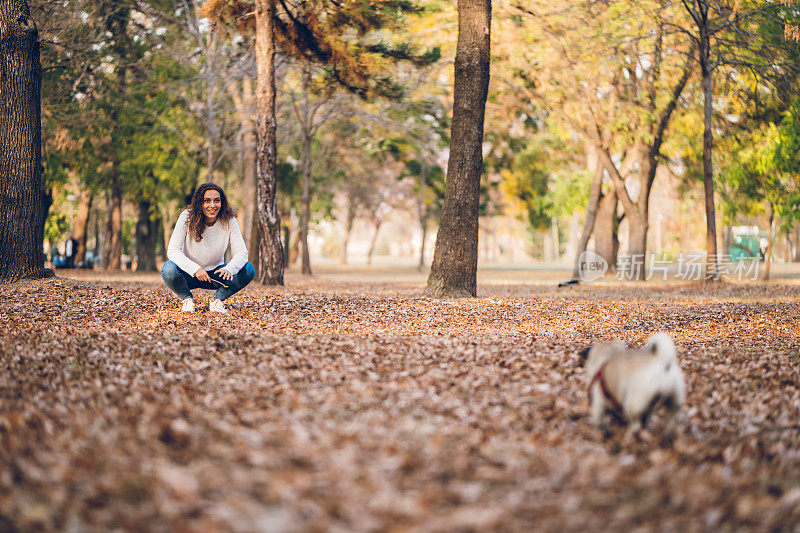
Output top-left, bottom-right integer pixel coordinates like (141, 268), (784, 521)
(578, 345), (592, 366)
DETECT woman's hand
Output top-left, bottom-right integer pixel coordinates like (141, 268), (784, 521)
(214, 267), (233, 281)
(195, 268), (211, 282)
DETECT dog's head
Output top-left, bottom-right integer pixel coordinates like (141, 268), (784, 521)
(578, 341), (628, 372)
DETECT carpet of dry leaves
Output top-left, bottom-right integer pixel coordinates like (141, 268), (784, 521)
(1, 267), (799, 532)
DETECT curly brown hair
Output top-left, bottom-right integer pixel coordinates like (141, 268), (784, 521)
(186, 183), (236, 242)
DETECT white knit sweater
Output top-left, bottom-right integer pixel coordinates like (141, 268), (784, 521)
(167, 210), (248, 276)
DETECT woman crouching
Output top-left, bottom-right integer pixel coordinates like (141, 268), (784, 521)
(162, 183), (255, 313)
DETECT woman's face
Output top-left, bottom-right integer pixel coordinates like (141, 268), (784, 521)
(203, 189), (222, 223)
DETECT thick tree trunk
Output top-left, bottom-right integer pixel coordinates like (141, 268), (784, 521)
(573, 163), (603, 278)
(699, 24), (718, 280)
(0, 0), (50, 281)
(594, 190), (618, 270)
(254, 0), (284, 285)
(135, 200), (156, 271)
(426, 0), (491, 297)
(73, 191), (92, 264)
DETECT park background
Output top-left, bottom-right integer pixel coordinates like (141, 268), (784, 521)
(2, 1), (800, 531)
(31, 0), (800, 281)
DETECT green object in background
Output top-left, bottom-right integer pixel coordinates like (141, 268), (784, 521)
(730, 226), (768, 261)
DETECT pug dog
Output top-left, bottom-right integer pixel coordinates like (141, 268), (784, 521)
(579, 333), (686, 440)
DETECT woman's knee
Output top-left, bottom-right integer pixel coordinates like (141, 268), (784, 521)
(240, 262), (255, 284)
(161, 261), (180, 281)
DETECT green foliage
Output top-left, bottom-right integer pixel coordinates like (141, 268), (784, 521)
(719, 104), (800, 231)
(44, 212), (70, 246)
(500, 133), (589, 231)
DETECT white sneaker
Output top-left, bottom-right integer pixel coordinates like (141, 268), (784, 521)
(181, 298), (195, 312)
(209, 298), (228, 313)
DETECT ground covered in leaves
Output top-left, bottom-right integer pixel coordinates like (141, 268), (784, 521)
(1, 268), (799, 531)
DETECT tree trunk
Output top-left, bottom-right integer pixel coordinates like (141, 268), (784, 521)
(161, 199), (178, 255)
(249, 212), (260, 279)
(699, 18), (718, 280)
(105, 179), (122, 270)
(551, 218), (559, 261)
(298, 60), (313, 275)
(425, 0), (491, 298)
(341, 196), (355, 265)
(282, 225), (290, 266)
(229, 75), (257, 246)
(419, 216), (428, 271)
(367, 219), (383, 265)
(242, 78), (257, 247)
(573, 163), (603, 278)
(202, 30), (219, 186)
(594, 190), (618, 270)
(417, 163), (428, 271)
(788, 224), (799, 262)
(74, 191), (93, 264)
(300, 130), (312, 275)
(103, 6), (129, 271)
(289, 229), (299, 266)
(763, 201), (774, 281)
(0, 1), (50, 281)
(254, 0), (284, 285)
(135, 200), (156, 271)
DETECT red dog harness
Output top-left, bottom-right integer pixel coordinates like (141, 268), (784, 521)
(589, 365), (625, 419)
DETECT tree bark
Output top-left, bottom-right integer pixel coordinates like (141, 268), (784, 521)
(0, 0), (49, 281)
(594, 189), (618, 270)
(74, 191), (93, 264)
(699, 7), (718, 280)
(135, 200), (156, 271)
(573, 162), (603, 278)
(425, 0), (491, 297)
(254, 0), (284, 285)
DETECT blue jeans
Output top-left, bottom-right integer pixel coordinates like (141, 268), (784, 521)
(161, 261), (255, 301)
